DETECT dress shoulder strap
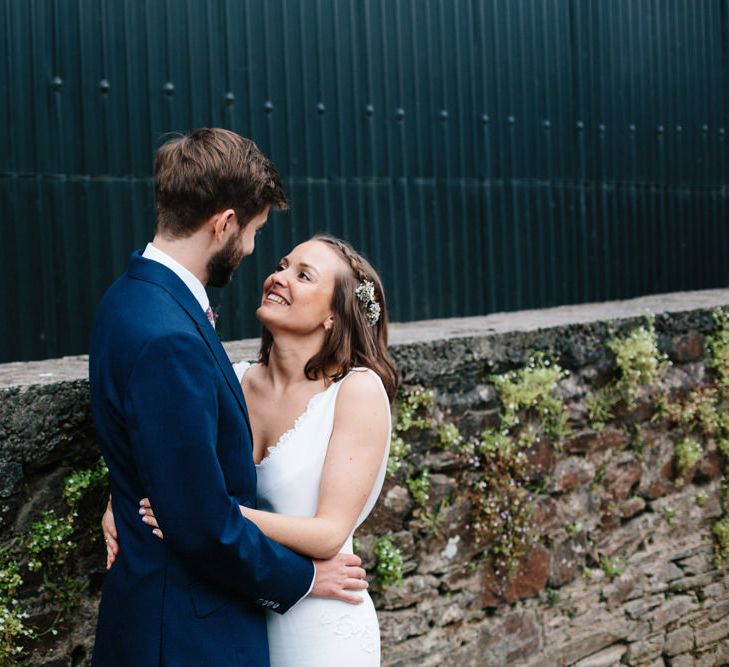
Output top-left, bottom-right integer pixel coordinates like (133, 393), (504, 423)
(232, 360), (253, 383)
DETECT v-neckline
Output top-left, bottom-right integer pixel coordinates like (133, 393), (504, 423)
(237, 362), (335, 467)
(254, 384), (336, 467)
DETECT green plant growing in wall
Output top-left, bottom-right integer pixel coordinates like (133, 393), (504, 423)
(713, 516), (729, 565)
(386, 386), (435, 478)
(705, 311), (729, 450)
(490, 352), (571, 444)
(707, 309), (729, 389)
(419, 500), (449, 537)
(0, 457), (109, 662)
(437, 422), (463, 450)
(664, 385), (722, 440)
(705, 309), (729, 568)
(467, 428), (535, 579)
(673, 438), (703, 484)
(386, 435), (412, 478)
(63, 458), (109, 509)
(461, 353), (572, 583)
(26, 510), (76, 573)
(586, 390), (615, 432)
(598, 554), (626, 580)
(565, 520), (582, 537)
(406, 468), (430, 507)
(607, 319), (668, 409)
(373, 535), (404, 588)
(651, 391), (672, 424)
(396, 386), (435, 432)
(0, 560), (34, 662)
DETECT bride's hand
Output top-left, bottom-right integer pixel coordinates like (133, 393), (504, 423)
(139, 498), (164, 540)
(101, 495), (119, 570)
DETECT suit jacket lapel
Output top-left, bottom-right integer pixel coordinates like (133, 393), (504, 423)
(196, 314), (253, 433)
(126, 251), (253, 437)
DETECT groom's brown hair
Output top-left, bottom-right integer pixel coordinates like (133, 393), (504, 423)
(154, 128), (288, 237)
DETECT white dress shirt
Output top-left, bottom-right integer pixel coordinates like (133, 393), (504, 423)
(142, 243), (210, 314)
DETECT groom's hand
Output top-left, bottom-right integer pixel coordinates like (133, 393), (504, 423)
(310, 554), (368, 604)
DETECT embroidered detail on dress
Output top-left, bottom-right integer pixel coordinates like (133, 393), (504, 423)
(319, 611), (379, 653)
(359, 624), (379, 653)
(333, 614), (358, 639)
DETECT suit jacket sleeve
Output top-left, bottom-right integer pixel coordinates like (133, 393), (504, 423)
(123, 331), (314, 613)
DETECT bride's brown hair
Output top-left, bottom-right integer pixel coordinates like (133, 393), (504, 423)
(258, 235), (399, 403)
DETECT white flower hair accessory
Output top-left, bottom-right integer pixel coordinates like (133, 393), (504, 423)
(355, 280), (381, 326)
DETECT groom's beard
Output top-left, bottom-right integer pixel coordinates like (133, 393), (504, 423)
(207, 229), (244, 288)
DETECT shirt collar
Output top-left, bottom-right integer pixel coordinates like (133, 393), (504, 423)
(142, 243), (210, 313)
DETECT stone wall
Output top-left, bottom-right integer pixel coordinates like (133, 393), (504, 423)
(1, 289), (728, 666)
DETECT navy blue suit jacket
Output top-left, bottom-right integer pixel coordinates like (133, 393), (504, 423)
(89, 252), (314, 666)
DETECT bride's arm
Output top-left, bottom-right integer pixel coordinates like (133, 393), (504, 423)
(141, 372), (389, 560)
(241, 372), (389, 559)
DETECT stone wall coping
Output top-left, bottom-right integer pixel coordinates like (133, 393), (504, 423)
(2, 287), (728, 389)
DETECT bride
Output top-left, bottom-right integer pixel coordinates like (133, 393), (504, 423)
(104, 234), (398, 665)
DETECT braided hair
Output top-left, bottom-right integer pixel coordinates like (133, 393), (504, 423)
(257, 235), (399, 402)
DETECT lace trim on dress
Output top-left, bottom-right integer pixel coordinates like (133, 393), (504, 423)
(235, 362), (372, 468)
(256, 388), (332, 467)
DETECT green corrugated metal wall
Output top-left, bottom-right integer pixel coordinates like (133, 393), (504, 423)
(1, 0), (728, 362)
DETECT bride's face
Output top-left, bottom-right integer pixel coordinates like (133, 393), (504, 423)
(256, 240), (346, 335)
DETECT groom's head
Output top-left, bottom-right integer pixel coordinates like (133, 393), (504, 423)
(154, 128), (288, 286)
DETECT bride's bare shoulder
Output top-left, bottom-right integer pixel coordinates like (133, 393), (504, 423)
(336, 369), (388, 414)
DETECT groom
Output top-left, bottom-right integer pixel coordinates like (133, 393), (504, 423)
(89, 129), (367, 666)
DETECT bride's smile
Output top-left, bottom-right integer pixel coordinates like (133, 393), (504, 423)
(265, 291), (290, 306)
(257, 240), (348, 336)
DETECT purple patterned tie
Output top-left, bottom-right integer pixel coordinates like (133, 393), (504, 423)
(205, 306), (216, 329)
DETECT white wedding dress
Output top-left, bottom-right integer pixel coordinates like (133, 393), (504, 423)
(233, 362), (391, 666)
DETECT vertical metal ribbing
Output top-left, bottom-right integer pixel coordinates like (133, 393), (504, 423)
(690, 0), (705, 289)
(378, 0), (399, 320)
(435, 0), (456, 316)
(451, 1), (472, 314)
(0, 0), (11, 176)
(407, 0), (428, 320)
(460, 0), (481, 316)
(316, 0), (332, 235)
(721, 0), (729, 286)
(390, 0), (411, 320)
(0, 0), (11, 359)
(429, 0), (442, 315)
(330, 0), (349, 250)
(4, 0), (729, 362)
(361, 0), (379, 280)
(476, 0), (494, 313)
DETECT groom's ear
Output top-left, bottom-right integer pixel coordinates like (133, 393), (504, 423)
(210, 208), (237, 243)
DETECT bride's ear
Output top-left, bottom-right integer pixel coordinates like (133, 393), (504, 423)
(323, 315), (334, 332)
